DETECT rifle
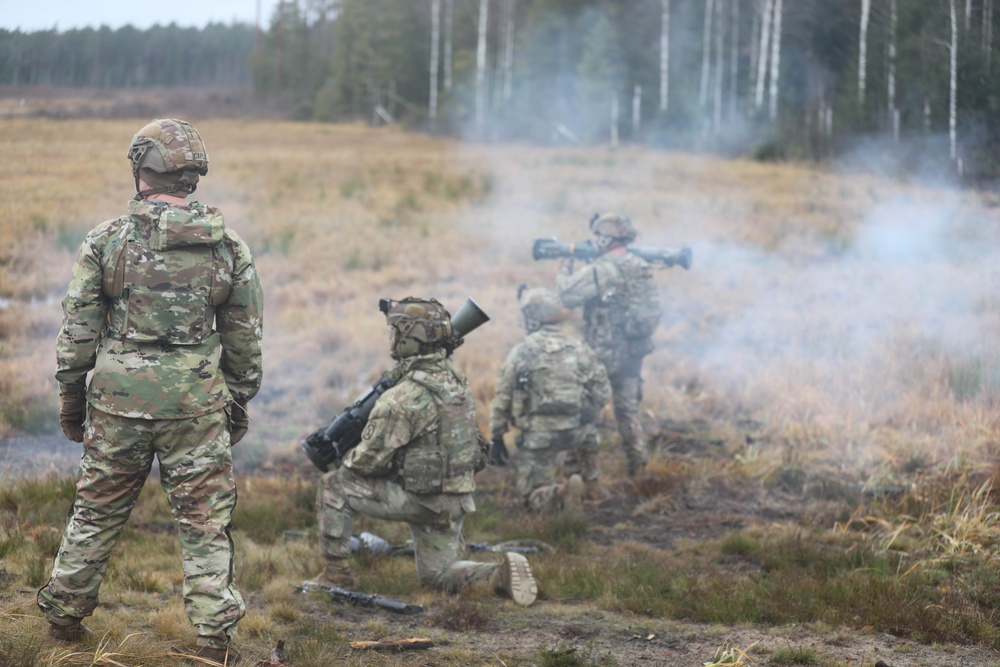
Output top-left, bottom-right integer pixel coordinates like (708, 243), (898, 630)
(295, 582), (423, 615)
(532, 238), (693, 269)
(302, 297), (491, 472)
(363, 536), (552, 558)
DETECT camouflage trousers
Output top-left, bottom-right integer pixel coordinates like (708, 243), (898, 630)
(318, 467), (496, 593)
(513, 427), (599, 511)
(610, 367), (648, 477)
(37, 407), (244, 650)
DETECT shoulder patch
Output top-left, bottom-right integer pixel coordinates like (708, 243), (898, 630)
(362, 421), (376, 441)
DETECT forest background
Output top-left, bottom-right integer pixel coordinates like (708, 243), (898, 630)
(2, 0), (1000, 179)
(4, 1), (1000, 665)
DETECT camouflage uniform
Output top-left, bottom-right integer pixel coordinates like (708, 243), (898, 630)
(489, 324), (610, 511)
(38, 121), (263, 651)
(556, 246), (658, 476)
(317, 350), (496, 592)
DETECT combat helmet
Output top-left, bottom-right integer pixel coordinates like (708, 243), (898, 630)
(519, 287), (565, 332)
(126, 118), (209, 200)
(381, 297), (453, 360)
(589, 212), (637, 248)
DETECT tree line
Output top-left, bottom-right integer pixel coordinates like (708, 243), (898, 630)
(0, 23), (254, 87)
(251, 0), (1000, 177)
(2, 1), (998, 177)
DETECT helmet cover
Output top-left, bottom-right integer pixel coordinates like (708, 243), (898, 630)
(519, 288), (565, 331)
(589, 212), (637, 244)
(127, 119), (209, 198)
(384, 297), (453, 358)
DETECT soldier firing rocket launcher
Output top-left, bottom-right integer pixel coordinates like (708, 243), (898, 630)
(301, 297), (491, 473)
(532, 237), (693, 269)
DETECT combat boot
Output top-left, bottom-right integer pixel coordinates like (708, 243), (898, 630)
(489, 552), (538, 607)
(187, 646), (243, 665)
(560, 474), (584, 514)
(47, 620), (91, 643)
(307, 557), (356, 589)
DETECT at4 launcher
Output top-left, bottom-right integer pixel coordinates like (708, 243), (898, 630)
(301, 297), (490, 472)
(532, 238), (693, 269)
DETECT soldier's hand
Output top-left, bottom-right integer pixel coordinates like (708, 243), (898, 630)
(58, 391), (86, 443)
(490, 436), (509, 466)
(229, 400), (250, 445)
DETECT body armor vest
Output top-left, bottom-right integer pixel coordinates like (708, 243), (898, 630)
(396, 369), (481, 495)
(512, 332), (585, 432)
(102, 218), (232, 345)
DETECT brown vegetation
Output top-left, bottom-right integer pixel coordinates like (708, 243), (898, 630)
(3, 116), (1000, 665)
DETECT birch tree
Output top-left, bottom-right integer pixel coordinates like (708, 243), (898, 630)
(888, 0), (899, 141)
(749, 5), (760, 98)
(859, 0), (871, 107)
(949, 0), (958, 160)
(713, 0), (726, 130)
(768, 0), (783, 120)
(444, 0), (453, 90)
(754, 0), (773, 112)
(984, 0), (994, 75)
(632, 84), (642, 134)
(660, 0), (670, 111)
(730, 0), (741, 119)
(475, 0), (488, 135)
(501, 0), (516, 101)
(429, 0), (440, 119)
(699, 0), (716, 108)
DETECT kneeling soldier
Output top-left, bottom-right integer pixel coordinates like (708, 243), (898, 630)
(312, 298), (538, 606)
(489, 288), (612, 511)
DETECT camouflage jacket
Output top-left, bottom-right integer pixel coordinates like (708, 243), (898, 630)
(345, 350), (484, 495)
(489, 325), (611, 439)
(555, 250), (659, 374)
(55, 199), (263, 419)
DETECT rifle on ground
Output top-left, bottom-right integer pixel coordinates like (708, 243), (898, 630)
(358, 535), (552, 558)
(301, 297), (491, 472)
(295, 582), (424, 615)
(466, 542), (548, 555)
(532, 238), (693, 269)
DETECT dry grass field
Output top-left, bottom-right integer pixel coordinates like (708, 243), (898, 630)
(3, 115), (1000, 666)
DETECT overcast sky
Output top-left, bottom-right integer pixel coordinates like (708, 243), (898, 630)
(1, 1), (282, 32)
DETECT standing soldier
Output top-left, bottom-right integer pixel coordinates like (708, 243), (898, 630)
(38, 119), (263, 665)
(489, 288), (611, 509)
(312, 297), (538, 606)
(555, 213), (661, 477)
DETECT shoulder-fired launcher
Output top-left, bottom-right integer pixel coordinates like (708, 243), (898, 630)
(532, 238), (693, 269)
(301, 297), (490, 473)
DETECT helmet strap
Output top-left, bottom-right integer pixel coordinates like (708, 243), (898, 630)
(596, 235), (625, 254)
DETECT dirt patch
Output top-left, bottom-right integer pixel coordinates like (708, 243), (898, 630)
(278, 588), (999, 666)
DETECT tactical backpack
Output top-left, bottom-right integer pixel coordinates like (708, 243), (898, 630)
(515, 336), (586, 430)
(616, 256), (661, 341)
(100, 214), (234, 345)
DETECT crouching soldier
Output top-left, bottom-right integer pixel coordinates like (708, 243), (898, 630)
(489, 288), (611, 511)
(312, 298), (538, 606)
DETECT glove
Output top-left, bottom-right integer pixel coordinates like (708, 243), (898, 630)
(228, 400), (250, 446)
(490, 436), (509, 466)
(58, 391), (86, 443)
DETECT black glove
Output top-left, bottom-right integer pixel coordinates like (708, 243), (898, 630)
(490, 436), (509, 466)
(228, 400), (250, 446)
(58, 391), (86, 443)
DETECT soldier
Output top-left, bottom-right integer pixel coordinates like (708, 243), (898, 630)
(489, 288), (611, 510)
(38, 119), (263, 665)
(555, 213), (661, 477)
(312, 297), (538, 606)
